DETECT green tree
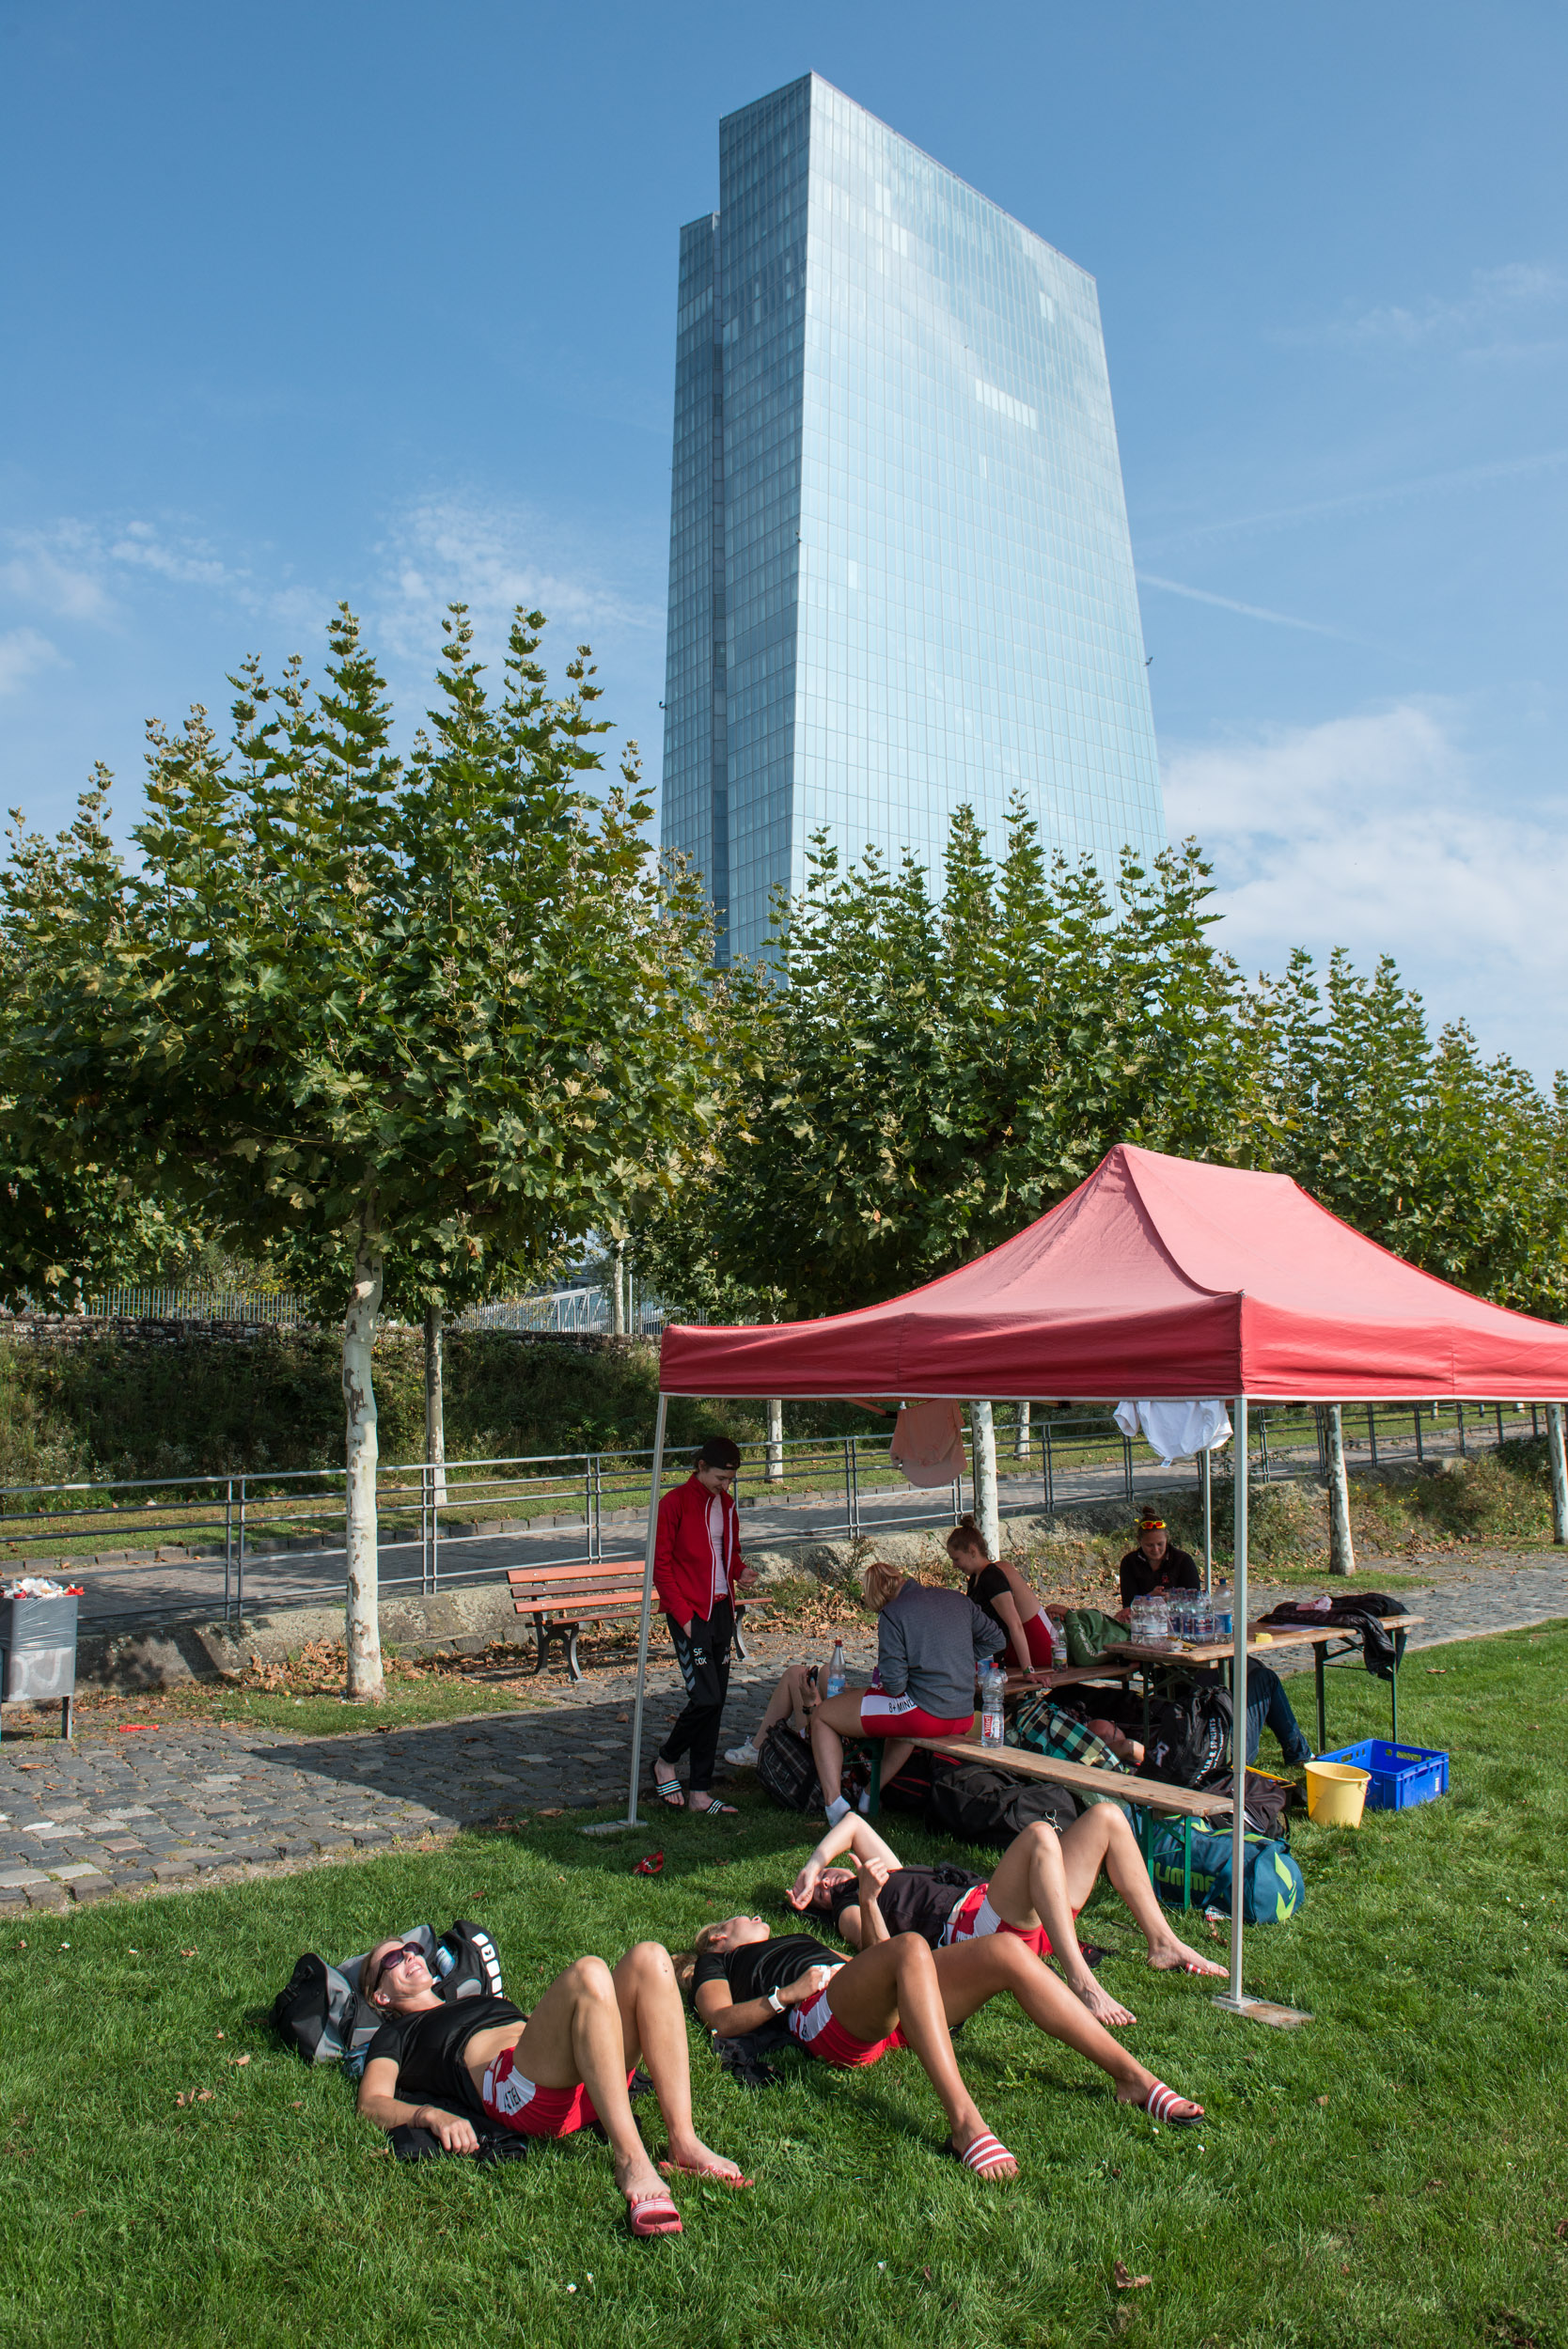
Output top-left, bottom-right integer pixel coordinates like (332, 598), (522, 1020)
(2, 604), (719, 1693)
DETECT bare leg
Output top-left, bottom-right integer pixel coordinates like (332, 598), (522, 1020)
(823, 1934), (1018, 2176)
(984, 1819), (1137, 2026)
(609, 1943), (747, 2185)
(1058, 1809), (1224, 1981)
(509, 1955), (668, 2208)
(931, 1936), (1202, 2120)
(808, 1689), (866, 1809)
(753, 1663), (811, 1744)
(875, 1735), (915, 1789)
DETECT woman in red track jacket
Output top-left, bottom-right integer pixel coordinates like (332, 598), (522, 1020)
(651, 1436), (754, 1814)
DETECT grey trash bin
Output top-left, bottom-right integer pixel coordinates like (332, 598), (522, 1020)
(0, 1593), (79, 1735)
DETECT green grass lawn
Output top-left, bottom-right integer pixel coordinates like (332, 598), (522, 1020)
(4, 1631), (1565, 2348)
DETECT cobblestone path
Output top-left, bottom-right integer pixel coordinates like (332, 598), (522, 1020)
(3, 1553), (1563, 1913)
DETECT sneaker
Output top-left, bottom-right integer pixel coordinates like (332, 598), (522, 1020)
(725, 1740), (760, 1768)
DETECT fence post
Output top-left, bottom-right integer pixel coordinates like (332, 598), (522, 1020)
(1043, 1417), (1054, 1513)
(1414, 1405), (1423, 1464)
(1495, 1402), (1504, 1449)
(1259, 1414), (1272, 1481)
(1366, 1404), (1378, 1469)
(237, 1476), (246, 1618)
(1457, 1402), (1466, 1456)
(1121, 1433), (1134, 1503)
(224, 1480), (233, 1621)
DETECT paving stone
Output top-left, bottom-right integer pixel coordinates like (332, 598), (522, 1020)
(68, 1874), (115, 1902)
(25, 1885), (70, 1909)
(152, 1860), (196, 1881)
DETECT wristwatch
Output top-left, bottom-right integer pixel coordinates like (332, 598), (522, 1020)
(766, 1987), (786, 2013)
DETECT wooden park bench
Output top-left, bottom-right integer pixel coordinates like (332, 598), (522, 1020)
(507, 1558), (765, 1682)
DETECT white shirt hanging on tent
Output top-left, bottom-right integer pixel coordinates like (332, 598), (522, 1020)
(1113, 1398), (1232, 1465)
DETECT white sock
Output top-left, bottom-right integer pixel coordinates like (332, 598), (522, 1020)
(824, 1794), (851, 1826)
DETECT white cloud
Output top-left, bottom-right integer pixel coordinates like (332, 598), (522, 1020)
(372, 497), (664, 667)
(0, 523), (118, 623)
(107, 521), (230, 587)
(1162, 706), (1568, 1071)
(0, 627), (64, 697)
(1297, 261), (1567, 351)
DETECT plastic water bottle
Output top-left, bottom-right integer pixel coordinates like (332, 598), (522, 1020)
(980, 1663), (1006, 1748)
(1213, 1586), (1232, 1640)
(824, 1640), (847, 1699)
(1148, 1592), (1169, 1648)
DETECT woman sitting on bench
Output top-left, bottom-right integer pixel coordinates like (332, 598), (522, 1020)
(946, 1514), (1058, 1673)
(686, 1913), (1020, 2177)
(356, 1934), (748, 2235)
(809, 1559), (1006, 1825)
(789, 1810), (1224, 2028)
(690, 1885), (1204, 2132)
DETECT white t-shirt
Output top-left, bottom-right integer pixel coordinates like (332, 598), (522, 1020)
(708, 1494), (729, 1604)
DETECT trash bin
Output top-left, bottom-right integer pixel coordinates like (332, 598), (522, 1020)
(0, 1592), (79, 1736)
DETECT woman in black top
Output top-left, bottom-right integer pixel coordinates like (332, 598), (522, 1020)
(946, 1514), (1057, 1672)
(1117, 1516), (1200, 1611)
(356, 1934), (747, 2234)
(687, 1909), (1019, 2179)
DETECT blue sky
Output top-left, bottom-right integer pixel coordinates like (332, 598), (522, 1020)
(3, 2), (1564, 1073)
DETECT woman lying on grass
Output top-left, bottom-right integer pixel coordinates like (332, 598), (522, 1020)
(791, 1810), (1225, 2026)
(683, 1916), (1020, 2179)
(356, 1934), (748, 2236)
(780, 1849), (1207, 2127)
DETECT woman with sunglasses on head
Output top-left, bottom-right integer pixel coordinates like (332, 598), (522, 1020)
(355, 1934), (748, 2235)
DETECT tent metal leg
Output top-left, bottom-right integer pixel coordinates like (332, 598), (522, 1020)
(1200, 1447), (1212, 1593)
(1389, 1649), (1399, 1746)
(1215, 1396), (1251, 2014)
(1315, 1644), (1326, 1756)
(620, 1394), (668, 1832)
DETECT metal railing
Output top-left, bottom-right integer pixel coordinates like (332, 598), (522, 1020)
(85, 1287), (308, 1324)
(0, 1399), (1546, 1643)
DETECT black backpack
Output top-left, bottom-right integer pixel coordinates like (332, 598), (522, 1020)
(924, 1757), (1079, 1851)
(273, 1918), (503, 2076)
(1144, 1683), (1233, 1786)
(756, 1722), (822, 1814)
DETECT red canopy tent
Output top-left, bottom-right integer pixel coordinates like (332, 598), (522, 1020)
(658, 1143), (1568, 1402)
(620, 1146), (1568, 2016)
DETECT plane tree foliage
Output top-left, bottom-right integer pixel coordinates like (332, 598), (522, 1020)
(0, 604), (720, 1693)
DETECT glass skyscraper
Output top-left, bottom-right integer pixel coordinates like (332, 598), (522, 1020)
(662, 73), (1165, 963)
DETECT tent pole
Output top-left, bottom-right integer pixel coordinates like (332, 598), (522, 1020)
(1216, 1396), (1249, 2012)
(1200, 1447), (1212, 1594)
(622, 1393), (668, 1829)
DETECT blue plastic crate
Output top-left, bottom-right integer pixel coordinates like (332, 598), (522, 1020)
(1316, 1738), (1448, 1810)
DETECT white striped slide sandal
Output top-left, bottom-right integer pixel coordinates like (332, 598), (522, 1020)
(947, 2131), (1018, 2179)
(1143, 2081), (1204, 2126)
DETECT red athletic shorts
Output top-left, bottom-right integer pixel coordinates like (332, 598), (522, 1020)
(788, 1987), (907, 2069)
(480, 2045), (635, 2138)
(941, 1883), (1079, 1962)
(1022, 1613), (1056, 1669)
(857, 1691), (974, 1740)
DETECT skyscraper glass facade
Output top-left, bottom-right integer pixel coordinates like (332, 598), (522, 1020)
(662, 73), (1165, 963)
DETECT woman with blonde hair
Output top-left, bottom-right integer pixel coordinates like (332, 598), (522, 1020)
(946, 1513), (1058, 1674)
(808, 1559), (1004, 1825)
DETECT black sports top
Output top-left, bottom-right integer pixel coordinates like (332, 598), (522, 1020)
(964, 1564), (1013, 1637)
(1118, 1546), (1201, 1607)
(693, 1933), (840, 2007)
(825, 1863), (986, 1945)
(365, 1991), (525, 2116)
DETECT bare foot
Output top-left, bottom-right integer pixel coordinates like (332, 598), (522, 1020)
(662, 2135), (750, 2185)
(1147, 1934), (1227, 1979)
(615, 2146), (672, 2206)
(1070, 1974), (1137, 2027)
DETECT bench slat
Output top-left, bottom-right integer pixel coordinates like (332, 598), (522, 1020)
(507, 1562), (643, 1588)
(915, 1734), (1232, 1819)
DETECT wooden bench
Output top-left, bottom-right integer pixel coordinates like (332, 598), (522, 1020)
(506, 1560), (764, 1681)
(914, 1732), (1234, 1911)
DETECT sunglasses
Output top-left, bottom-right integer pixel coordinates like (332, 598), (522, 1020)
(372, 1940), (426, 1988)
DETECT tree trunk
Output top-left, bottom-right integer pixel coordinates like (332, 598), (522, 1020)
(765, 1397), (784, 1481)
(610, 1236), (626, 1337)
(971, 1401), (1000, 1558)
(1013, 1400), (1031, 1461)
(1325, 1403), (1356, 1577)
(1547, 1402), (1568, 1544)
(424, 1297), (447, 1511)
(343, 1206), (384, 1698)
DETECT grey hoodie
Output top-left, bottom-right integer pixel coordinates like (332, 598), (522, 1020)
(876, 1579), (1004, 1719)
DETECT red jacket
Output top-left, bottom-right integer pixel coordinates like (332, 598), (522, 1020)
(653, 1475), (743, 1625)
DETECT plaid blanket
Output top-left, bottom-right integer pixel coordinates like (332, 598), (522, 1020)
(1008, 1690), (1134, 1782)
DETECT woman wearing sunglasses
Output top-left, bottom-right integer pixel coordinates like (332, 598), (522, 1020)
(355, 1934), (748, 2235)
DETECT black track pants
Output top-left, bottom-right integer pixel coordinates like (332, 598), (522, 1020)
(658, 1598), (733, 1794)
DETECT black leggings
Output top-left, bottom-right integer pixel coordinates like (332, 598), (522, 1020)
(657, 1599), (733, 1794)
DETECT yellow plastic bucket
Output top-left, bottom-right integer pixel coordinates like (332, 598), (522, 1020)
(1305, 1760), (1371, 1827)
